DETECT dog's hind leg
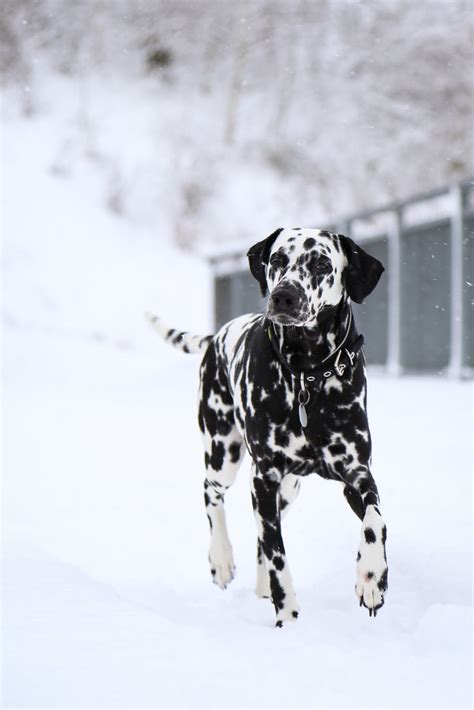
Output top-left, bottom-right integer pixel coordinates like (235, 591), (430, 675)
(255, 474), (300, 598)
(251, 468), (300, 626)
(199, 343), (245, 589)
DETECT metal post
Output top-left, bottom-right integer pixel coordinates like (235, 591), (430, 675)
(448, 183), (463, 378)
(386, 210), (401, 376)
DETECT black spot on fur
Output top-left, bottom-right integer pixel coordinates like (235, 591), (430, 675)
(253, 477), (279, 520)
(365, 491), (378, 507)
(274, 429), (290, 447)
(172, 331), (185, 344)
(329, 442), (346, 457)
(366, 571), (374, 580)
(269, 569), (286, 611)
(364, 527), (376, 544)
(228, 441), (241, 463)
(378, 568), (388, 591)
(273, 555), (284, 571)
(344, 485), (365, 521)
(358, 477), (372, 495)
(208, 441), (225, 471)
(303, 237), (315, 249)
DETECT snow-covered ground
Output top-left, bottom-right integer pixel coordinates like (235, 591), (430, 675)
(2, 110), (473, 709)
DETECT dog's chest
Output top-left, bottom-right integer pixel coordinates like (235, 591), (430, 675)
(228, 321), (367, 476)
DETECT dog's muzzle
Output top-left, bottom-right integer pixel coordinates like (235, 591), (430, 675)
(267, 283), (308, 325)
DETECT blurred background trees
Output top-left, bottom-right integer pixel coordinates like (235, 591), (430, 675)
(1, 0), (473, 248)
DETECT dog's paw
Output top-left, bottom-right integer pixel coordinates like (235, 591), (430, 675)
(355, 568), (387, 617)
(355, 507), (388, 617)
(355, 549), (388, 617)
(209, 543), (235, 590)
(275, 607), (300, 628)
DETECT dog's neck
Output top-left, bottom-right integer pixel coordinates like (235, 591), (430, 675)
(270, 300), (352, 372)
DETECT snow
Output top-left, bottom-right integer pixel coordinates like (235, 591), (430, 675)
(3, 334), (473, 708)
(2, 107), (473, 709)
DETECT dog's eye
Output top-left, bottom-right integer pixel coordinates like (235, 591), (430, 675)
(270, 252), (287, 269)
(318, 256), (332, 273)
(308, 254), (332, 274)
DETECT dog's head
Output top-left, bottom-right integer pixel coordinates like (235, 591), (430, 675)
(247, 228), (384, 327)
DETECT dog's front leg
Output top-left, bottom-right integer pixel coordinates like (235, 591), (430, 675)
(251, 467), (299, 627)
(342, 468), (388, 616)
(355, 502), (388, 616)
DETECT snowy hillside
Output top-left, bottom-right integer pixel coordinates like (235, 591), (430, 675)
(2, 109), (473, 708)
(2, 96), (212, 351)
(2, 0), (473, 251)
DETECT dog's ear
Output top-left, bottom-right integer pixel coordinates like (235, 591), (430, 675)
(247, 228), (283, 296)
(339, 234), (384, 304)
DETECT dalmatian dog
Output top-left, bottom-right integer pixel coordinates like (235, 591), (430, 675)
(147, 228), (388, 627)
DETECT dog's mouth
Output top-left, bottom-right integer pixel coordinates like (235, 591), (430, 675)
(266, 308), (309, 327)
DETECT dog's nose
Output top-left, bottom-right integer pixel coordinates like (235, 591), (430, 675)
(270, 286), (298, 313)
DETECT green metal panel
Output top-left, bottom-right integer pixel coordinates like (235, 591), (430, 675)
(400, 220), (451, 370)
(233, 271), (266, 316)
(351, 238), (389, 365)
(215, 274), (233, 329)
(462, 216), (474, 368)
(214, 270), (265, 329)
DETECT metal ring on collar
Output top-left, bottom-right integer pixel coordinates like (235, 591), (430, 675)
(298, 389), (310, 405)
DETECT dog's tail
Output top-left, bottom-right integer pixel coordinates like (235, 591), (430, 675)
(145, 312), (213, 354)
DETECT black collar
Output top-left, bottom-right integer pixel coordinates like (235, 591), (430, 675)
(265, 309), (364, 428)
(266, 308), (364, 383)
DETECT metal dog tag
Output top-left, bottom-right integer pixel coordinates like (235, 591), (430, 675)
(298, 383), (310, 428)
(299, 403), (308, 428)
